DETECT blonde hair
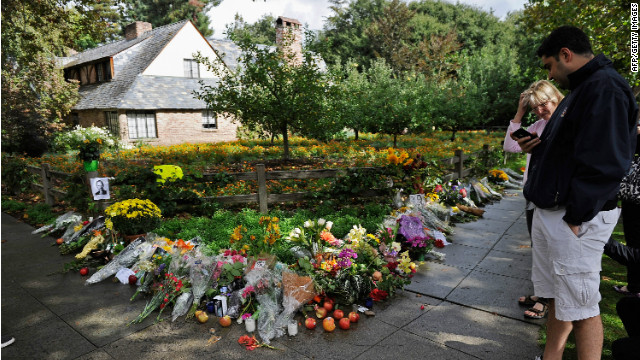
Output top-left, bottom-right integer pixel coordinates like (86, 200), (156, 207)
(522, 80), (564, 108)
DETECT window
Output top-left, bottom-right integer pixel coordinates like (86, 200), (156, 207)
(184, 59), (200, 78)
(126, 111), (157, 139)
(105, 111), (119, 135)
(202, 110), (217, 129)
(71, 112), (79, 126)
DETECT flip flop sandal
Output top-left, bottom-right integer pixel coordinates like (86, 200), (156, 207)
(613, 285), (640, 297)
(524, 303), (548, 319)
(518, 295), (539, 307)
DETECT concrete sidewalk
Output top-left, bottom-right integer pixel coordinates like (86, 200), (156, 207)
(1, 190), (542, 359)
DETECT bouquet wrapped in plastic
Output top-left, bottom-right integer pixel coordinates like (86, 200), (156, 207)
(172, 292), (194, 322)
(85, 238), (146, 285)
(244, 261), (283, 344)
(186, 252), (218, 318)
(273, 270), (315, 337)
(66, 217), (105, 244)
(32, 211), (82, 235)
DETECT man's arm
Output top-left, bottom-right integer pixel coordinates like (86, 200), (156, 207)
(604, 237), (640, 266)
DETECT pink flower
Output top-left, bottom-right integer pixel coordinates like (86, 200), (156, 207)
(242, 313), (252, 320)
(434, 184), (443, 193)
(242, 285), (255, 298)
(232, 254), (244, 263)
(459, 188), (467, 197)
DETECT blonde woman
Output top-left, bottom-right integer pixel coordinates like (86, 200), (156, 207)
(503, 80), (564, 320)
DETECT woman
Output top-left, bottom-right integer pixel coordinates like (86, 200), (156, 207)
(503, 80), (564, 320)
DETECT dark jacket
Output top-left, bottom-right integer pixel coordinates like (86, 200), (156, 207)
(524, 54), (638, 225)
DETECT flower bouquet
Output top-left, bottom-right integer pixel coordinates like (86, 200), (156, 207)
(129, 272), (184, 324)
(105, 199), (162, 237)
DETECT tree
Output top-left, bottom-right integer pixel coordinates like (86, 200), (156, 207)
(121, 0), (221, 37)
(225, 13), (276, 45)
(521, 0), (639, 94)
(365, 0), (416, 73)
(330, 60), (373, 140)
(1, 0), (120, 155)
(195, 35), (338, 159)
(310, 0), (388, 68)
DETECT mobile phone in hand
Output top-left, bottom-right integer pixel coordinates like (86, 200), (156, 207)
(512, 128), (538, 140)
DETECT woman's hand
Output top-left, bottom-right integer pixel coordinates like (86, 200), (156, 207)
(513, 93), (528, 124)
(511, 132), (541, 153)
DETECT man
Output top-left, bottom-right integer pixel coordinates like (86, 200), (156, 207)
(518, 26), (638, 359)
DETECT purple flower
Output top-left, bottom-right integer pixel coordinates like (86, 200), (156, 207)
(242, 313), (252, 320)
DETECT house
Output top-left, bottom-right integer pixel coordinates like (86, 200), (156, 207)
(61, 20), (238, 146)
(62, 16), (315, 146)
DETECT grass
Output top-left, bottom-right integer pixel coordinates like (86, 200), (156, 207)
(538, 223), (628, 359)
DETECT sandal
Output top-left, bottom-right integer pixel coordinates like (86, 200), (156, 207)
(524, 302), (548, 319)
(613, 285), (640, 297)
(518, 295), (539, 307)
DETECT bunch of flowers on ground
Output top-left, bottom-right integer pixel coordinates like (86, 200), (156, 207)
(105, 198), (162, 236)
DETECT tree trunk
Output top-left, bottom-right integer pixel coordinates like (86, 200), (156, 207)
(393, 133), (397, 148)
(354, 128), (359, 140)
(282, 126), (289, 160)
(450, 129), (457, 142)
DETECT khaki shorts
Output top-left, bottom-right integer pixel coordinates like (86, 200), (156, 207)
(531, 206), (620, 321)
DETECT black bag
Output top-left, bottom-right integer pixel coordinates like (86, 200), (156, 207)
(619, 156), (640, 205)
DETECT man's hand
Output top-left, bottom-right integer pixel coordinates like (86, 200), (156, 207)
(509, 132), (541, 153)
(568, 223), (580, 236)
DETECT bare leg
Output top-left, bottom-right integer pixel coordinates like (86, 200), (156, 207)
(543, 299), (572, 360)
(573, 315), (603, 360)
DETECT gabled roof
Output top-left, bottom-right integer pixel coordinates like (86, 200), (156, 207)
(65, 20), (216, 110)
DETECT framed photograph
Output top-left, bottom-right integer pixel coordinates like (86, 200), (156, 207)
(90, 177), (110, 200)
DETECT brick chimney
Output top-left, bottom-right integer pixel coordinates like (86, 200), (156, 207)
(125, 21), (153, 41)
(275, 16), (302, 65)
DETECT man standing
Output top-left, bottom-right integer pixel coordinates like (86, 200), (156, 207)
(519, 26), (638, 359)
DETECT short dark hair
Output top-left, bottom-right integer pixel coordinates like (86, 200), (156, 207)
(536, 26), (593, 59)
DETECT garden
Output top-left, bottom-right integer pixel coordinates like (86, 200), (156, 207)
(1, 126), (532, 348)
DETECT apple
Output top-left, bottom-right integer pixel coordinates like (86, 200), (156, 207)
(79, 267), (89, 276)
(333, 309), (344, 320)
(56, 238), (64, 245)
(323, 301), (333, 312)
(348, 311), (360, 323)
(305, 317), (317, 330)
(315, 306), (327, 319)
(322, 317), (336, 332)
(338, 317), (350, 330)
(128, 274), (138, 285)
(195, 310), (209, 323)
(219, 315), (232, 327)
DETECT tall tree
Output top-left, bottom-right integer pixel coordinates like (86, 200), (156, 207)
(1, 0), (121, 155)
(365, 0), (416, 73)
(122, 0), (221, 37)
(521, 0), (638, 94)
(310, 0), (388, 68)
(195, 35), (338, 159)
(225, 13), (276, 45)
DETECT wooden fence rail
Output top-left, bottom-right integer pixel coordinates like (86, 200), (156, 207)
(24, 144), (492, 213)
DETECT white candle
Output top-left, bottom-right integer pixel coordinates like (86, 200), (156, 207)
(288, 321), (298, 336)
(245, 318), (256, 332)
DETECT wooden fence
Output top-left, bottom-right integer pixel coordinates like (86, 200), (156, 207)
(25, 144), (492, 213)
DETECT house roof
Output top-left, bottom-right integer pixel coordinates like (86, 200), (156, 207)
(64, 20), (217, 110)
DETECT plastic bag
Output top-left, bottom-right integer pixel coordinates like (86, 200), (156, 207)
(479, 178), (503, 198)
(273, 270), (315, 338)
(85, 238), (145, 285)
(67, 216), (105, 244)
(226, 290), (243, 319)
(501, 168), (524, 180)
(32, 211), (82, 234)
(172, 292), (194, 322)
(247, 263), (283, 344)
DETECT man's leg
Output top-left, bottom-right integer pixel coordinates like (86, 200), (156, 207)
(543, 299), (573, 360)
(573, 315), (603, 360)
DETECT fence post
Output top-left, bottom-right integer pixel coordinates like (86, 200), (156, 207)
(482, 144), (491, 169)
(256, 164), (268, 214)
(454, 149), (464, 180)
(40, 163), (54, 206)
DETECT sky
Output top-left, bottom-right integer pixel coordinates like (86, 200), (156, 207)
(207, 0), (528, 39)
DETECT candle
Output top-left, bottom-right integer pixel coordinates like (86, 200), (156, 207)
(288, 321), (298, 336)
(245, 318), (256, 333)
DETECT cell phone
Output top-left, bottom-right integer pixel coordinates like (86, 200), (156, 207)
(512, 128), (538, 140)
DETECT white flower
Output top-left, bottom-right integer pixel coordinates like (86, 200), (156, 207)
(317, 218), (326, 226)
(391, 242), (401, 252)
(325, 221), (333, 230)
(304, 220), (313, 228)
(294, 228), (302, 234)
